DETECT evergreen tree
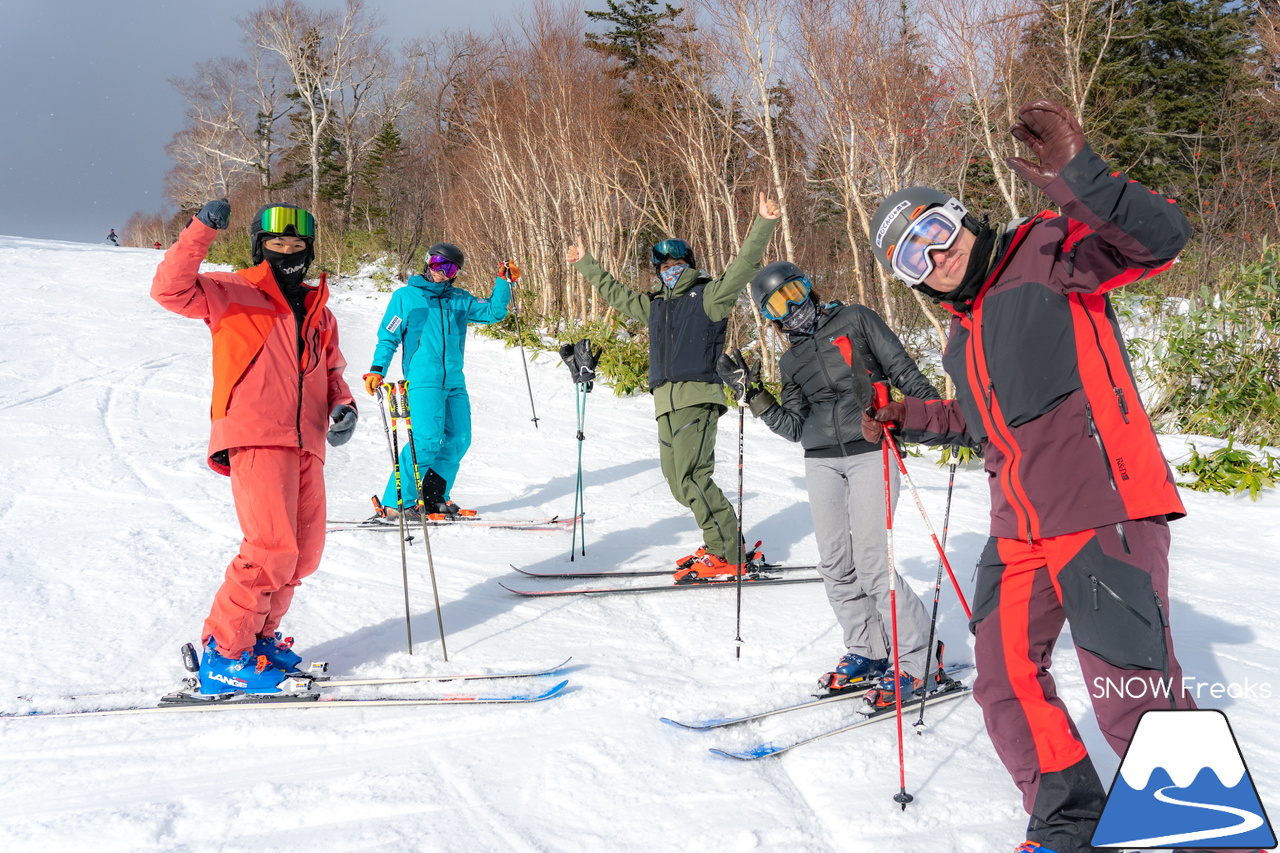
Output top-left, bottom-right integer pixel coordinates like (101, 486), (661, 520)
(585, 0), (687, 76)
(1085, 0), (1252, 194)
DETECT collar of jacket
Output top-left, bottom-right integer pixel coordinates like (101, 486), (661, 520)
(657, 266), (708, 299)
(941, 213), (1051, 318)
(408, 273), (453, 296)
(237, 260), (324, 316)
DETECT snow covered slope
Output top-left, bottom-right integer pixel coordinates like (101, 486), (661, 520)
(0, 236), (1275, 852)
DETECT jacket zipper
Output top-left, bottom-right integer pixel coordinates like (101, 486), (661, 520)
(1085, 403), (1118, 490)
(985, 380), (1036, 544)
(293, 310), (305, 448)
(815, 342), (849, 455)
(1079, 300), (1130, 424)
(438, 294), (447, 388)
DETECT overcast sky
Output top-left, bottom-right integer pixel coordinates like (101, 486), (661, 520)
(0, 0), (531, 244)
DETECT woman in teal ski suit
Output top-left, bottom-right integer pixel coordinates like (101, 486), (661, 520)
(364, 243), (510, 513)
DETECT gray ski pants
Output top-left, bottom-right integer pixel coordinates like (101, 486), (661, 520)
(804, 452), (933, 679)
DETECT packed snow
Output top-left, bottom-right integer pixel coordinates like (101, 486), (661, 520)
(0, 235), (1276, 852)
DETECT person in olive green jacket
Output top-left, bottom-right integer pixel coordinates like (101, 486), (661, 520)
(566, 192), (781, 576)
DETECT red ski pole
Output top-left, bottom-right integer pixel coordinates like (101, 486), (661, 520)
(875, 383), (912, 811)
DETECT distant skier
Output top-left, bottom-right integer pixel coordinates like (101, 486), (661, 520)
(566, 192), (780, 577)
(152, 199), (357, 695)
(363, 242), (511, 519)
(867, 100), (1200, 853)
(107, 229), (119, 246)
(723, 261), (948, 700)
(154, 241), (162, 250)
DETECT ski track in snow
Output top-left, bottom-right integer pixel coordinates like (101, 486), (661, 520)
(0, 235), (1276, 852)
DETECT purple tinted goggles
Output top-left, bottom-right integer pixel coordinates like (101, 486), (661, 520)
(427, 255), (460, 278)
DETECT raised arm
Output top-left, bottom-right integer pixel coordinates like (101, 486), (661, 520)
(1006, 100), (1190, 292)
(704, 193), (781, 320)
(151, 200), (231, 320)
(569, 237), (653, 323)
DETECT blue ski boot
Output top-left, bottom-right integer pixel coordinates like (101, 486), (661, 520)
(817, 652), (888, 694)
(253, 632), (304, 674)
(198, 637), (287, 695)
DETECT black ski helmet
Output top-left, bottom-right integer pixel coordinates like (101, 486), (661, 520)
(651, 238), (696, 275)
(750, 261), (807, 312)
(425, 242), (465, 276)
(250, 203), (316, 266)
(868, 187), (969, 282)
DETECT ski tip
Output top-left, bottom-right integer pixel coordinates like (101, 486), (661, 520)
(709, 746), (775, 761)
(660, 716), (723, 730)
(537, 679), (570, 700)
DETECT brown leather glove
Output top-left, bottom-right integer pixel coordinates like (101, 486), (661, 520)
(363, 372), (384, 396)
(1006, 99), (1086, 190)
(862, 401), (905, 443)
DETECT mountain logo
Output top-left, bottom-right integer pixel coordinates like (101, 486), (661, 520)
(1093, 709), (1275, 849)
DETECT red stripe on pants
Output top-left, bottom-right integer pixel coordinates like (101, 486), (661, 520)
(202, 446), (326, 657)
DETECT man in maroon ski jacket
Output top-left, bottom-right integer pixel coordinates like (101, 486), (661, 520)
(866, 101), (1206, 853)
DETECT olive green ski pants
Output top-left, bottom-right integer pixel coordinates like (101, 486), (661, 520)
(657, 404), (737, 560)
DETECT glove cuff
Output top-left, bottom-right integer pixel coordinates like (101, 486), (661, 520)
(748, 389), (776, 418)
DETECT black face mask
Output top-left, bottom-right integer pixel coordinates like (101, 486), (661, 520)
(913, 215), (996, 312)
(262, 246), (311, 290)
(781, 296), (820, 337)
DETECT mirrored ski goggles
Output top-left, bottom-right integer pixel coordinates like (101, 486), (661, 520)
(651, 238), (691, 266)
(427, 255), (460, 278)
(761, 276), (813, 321)
(889, 206), (967, 286)
(259, 206), (316, 239)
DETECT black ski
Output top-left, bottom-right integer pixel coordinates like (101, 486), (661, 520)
(708, 683), (974, 760)
(510, 563), (818, 580)
(326, 514), (580, 533)
(499, 574), (822, 597)
(660, 663), (973, 730)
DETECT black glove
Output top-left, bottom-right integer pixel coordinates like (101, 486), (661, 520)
(572, 339), (601, 391)
(195, 198), (231, 230)
(1006, 100), (1086, 190)
(326, 404), (358, 447)
(716, 350), (759, 403)
(560, 340), (600, 391)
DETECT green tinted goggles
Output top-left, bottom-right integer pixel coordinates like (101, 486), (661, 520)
(260, 206), (316, 239)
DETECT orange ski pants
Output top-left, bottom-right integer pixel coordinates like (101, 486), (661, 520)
(202, 446), (326, 657)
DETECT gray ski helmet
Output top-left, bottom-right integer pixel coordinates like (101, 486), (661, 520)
(250, 203), (316, 266)
(868, 187), (956, 279)
(750, 261), (807, 312)
(426, 242), (464, 269)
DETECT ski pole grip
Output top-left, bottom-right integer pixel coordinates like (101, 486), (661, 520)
(872, 382), (890, 410)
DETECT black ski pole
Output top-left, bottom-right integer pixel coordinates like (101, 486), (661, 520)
(734, 398), (746, 660)
(502, 260), (539, 429)
(915, 460), (957, 731)
(397, 381), (449, 661)
(378, 384), (413, 655)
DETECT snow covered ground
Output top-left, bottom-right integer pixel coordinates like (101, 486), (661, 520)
(0, 236), (1275, 852)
